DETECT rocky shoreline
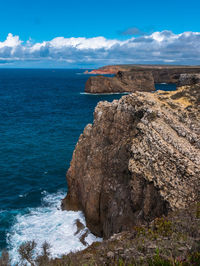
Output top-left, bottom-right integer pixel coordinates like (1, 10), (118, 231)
(85, 65), (200, 93)
(54, 204), (200, 265)
(60, 70), (200, 264)
(3, 70), (199, 265)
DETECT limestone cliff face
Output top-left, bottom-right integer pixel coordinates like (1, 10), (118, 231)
(85, 71), (155, 93)
(62, 84), (200, 239)
(152, 68), (200, 84)
(85, 65), (200, 76)
(178, 73), (200, 86)
(85, 65), (200, 93)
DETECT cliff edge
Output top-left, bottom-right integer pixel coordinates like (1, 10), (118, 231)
(62, 84), (200, 239)
(85, 71), (155, 93)
(85, 65), (200, 93)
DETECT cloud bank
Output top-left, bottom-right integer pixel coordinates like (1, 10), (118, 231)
(0, 31), (200, 66)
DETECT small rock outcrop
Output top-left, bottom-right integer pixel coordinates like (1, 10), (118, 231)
(62, 84), (200, 239)
(85, 71), (155, 93)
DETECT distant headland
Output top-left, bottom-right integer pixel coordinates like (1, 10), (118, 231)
(84, 64), (200, 93)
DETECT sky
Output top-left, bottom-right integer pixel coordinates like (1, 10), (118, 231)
(0, 0), (200, 68)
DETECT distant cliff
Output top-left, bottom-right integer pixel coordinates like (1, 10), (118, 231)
(85, 65), (200, 93)
(86, 64), (200, 75)
(62, 84), (200, 239)
(85, 71), (155, 93)
(178, 73), (200, 86)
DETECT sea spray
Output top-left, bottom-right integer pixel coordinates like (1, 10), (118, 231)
(7, 191), (102, 264)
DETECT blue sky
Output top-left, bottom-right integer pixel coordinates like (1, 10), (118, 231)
(0, 0), (200, 67)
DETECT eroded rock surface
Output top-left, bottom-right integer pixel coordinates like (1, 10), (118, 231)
(85, 65), (200, 93)
(62, 84), (200, 239)
(85, 64), (200, 75)
(178, 73), (200, 86)
(85, 71), (155, 93)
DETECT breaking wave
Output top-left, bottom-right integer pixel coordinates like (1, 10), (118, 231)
(7, 191), (102, 264)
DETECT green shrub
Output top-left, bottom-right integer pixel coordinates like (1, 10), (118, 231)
(153, 217), (173, 237)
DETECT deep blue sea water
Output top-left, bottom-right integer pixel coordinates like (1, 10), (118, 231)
(0, 69), (176, 261)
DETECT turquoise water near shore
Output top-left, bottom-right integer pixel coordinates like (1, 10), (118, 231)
(0, 69), (176, 260)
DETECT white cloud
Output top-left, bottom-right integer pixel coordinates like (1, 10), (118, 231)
(0, 31), (200, 66)
(49, 36), (120, 50)
(0, 33), (22, 48)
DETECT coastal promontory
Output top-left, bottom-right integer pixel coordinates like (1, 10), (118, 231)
(85, 70), (155, 93)
(62, 83), (200, 239)
(85, 65), (200, 93)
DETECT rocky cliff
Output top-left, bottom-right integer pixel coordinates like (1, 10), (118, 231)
(85, 65), (200, 93)
(178, 73), (200, 86)
(62, 84), (200, 239)
(86, 64), (200, 75)
(152, 68), (200, 84)
(85, 71), (155, 93)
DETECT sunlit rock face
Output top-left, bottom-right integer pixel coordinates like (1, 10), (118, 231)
(85, 71), (155, 93)
(85, 65), (200, 93)
(62, 84), (200, 239)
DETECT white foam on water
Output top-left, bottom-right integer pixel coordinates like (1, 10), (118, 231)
(7, 191), (102, 265)
(18, 193), (28, 198)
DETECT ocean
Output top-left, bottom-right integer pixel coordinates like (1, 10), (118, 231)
(0, 69), (176, 262)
